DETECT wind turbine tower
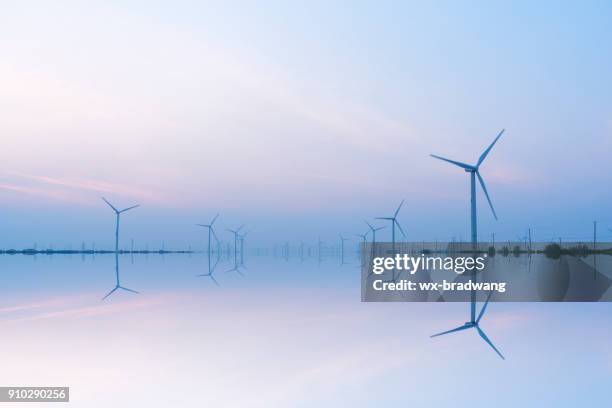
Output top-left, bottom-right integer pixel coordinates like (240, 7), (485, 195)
(197, 213), (220, 256)
(339, 235), (348, 264)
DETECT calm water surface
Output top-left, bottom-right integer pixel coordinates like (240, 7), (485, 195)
(0, 254), (610, 407)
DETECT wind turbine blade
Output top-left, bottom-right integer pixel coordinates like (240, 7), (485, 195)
(476, 326), (505, 360)
(430, 324), (472, 338)
(101, 197), (118, 213)
(476, 291), (494, 323)
(477, 129), (505, 167)
(394, 199), (405, 217)
(236, 224), (244, 232)
(376, 217), (393, 221)
(375, 226), (386, 231)
(395, 220), (406, 238)
(101, 287), (118, 300)
(365, 220), (374, 231)
(210, 275), (220, 286)
(212, 229), (220, 243)
(210, 213), (219, 226)
(119, 286), (140, 294)
(430, 154), (474, 170)
(476, 171), (498, 220)
(196, 224), (208, 227)
(120, 204), (140, 213)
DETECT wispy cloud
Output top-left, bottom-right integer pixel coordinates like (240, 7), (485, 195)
(0, 183), (91, 204)
(1, 172), (173, 207)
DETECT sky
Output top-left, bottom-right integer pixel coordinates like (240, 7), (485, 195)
(1, 1), (612, 247)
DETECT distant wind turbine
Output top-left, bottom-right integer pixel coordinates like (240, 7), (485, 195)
(317, 237), (324, 264)
(356, 231), (369, 244)
(339, 234), (349, 265)
(365, 221), (385, 245)
(376, 200), (406, 251)
(238, 231), (248, 266)
(197, 213), (220, 256)
(356, 231), (369, 268)
(101, 197), (140, 254)
(365, 221), (385, 259)
(227, 225), (244, 270)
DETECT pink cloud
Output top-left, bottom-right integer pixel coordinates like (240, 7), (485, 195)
(2, 172), (174, 206)
(0, 183), (91, 204)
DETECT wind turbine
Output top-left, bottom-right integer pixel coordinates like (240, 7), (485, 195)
(356, 231), (369, 268)
(198, 214), (220, 277)
(226, 225), (244, 273)
(430, 129), (505, 359)
(197, 213), (219, 256)
(227, 225), (243, 253)
(238, 231), (248, 267)
(356, 231), (369, 244)
(317, 237), (325, 264)
(365, 221), (385, 245)
(430, 129), (503, 244)
(365, 221), (385, 258)
(376, 200), (406, 251)
(431, 291), (504, 359)
(101, 197), (140, 254)
(215, 238), (222, 256)
(339, 234), (349, 265)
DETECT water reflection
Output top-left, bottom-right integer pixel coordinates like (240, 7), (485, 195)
(198, 253), (221, 286)
(102, 252), (140, 300)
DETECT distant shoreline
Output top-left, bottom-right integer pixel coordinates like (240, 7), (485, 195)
(0, 249), (195, 255)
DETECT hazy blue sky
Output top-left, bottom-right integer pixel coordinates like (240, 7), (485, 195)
(1, 1), (612, 247)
